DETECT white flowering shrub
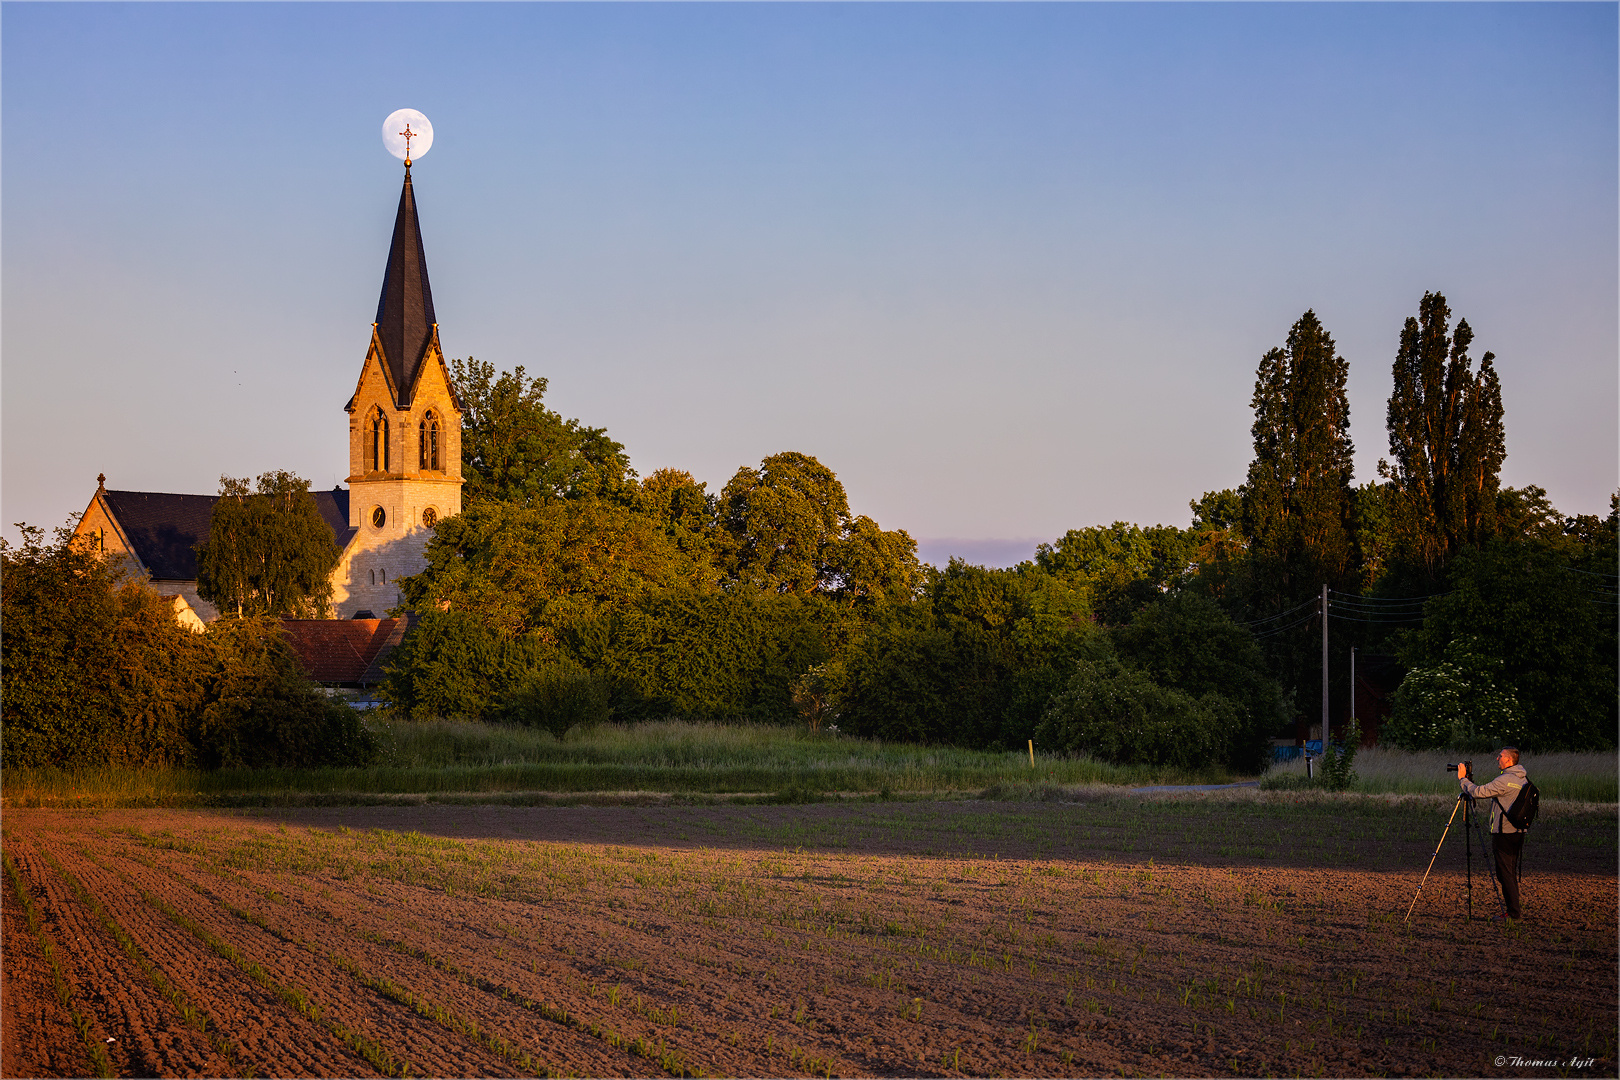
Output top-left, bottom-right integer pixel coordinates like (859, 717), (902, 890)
(1385, 641), (1526, 751)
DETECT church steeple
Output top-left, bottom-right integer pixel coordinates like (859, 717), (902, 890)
(374, 166), (437, 407)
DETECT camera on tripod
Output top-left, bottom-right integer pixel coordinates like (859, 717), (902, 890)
(1448, 761), (1473, 780)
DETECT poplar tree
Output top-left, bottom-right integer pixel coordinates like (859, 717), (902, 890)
(1378, 291), (1506, 582)
(196, 472), (341, 618)
(1237, 311), (1357, 734)
(1239, 310), (1357, 611)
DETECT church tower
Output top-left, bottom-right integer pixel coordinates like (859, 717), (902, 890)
(332, 159), (463, 618)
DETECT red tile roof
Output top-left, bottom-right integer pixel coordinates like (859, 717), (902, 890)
(281, 617), (410, 686)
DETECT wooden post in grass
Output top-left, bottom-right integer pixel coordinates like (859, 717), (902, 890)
(1028, 740), (1035, 768)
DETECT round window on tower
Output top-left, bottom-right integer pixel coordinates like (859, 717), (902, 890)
(422, 507), (438, 528)
(371, 506), (386, 529)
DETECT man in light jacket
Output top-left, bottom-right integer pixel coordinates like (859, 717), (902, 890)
(1458, 746), (1528, 920)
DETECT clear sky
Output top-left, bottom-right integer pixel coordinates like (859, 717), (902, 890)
(4, 3), (1615, 565)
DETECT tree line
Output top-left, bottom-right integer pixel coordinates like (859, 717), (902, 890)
(4, 290), (1612, 769)
(384, 297), (1613, 761)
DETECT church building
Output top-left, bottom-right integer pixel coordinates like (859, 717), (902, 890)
(74, 160), (463, 624)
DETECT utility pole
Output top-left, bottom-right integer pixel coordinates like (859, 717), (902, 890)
(1321, 583), (1330, 767)
(1350, 646), (1357, 738)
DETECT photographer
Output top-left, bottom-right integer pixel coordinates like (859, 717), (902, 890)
(1458, 747), (1528, 921)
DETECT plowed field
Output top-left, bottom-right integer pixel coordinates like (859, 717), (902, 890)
(3, 796), (1614, 1077)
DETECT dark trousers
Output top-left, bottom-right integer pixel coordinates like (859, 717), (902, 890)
(1493, 832), (1524, 919)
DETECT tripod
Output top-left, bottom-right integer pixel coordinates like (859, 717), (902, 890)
(1405, 792), (1507, 924)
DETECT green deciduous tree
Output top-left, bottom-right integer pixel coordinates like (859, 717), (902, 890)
(1111, 591), (1287, 772)
(1396, 541), (1615, 751)
(721, 452), (851, 594)
(1186, 490), (1248, 600)
(1236, 311), (1357, 729)
(839, 561), (1093, 748)
(717, 452), (922, 603)
(1034, 522), (1195, 625)
(453, 357), (634, 506)
(635, 468), (726, 578)
(1379, 291), (1506, 583)
(825, 515), (924, 607)
(398, 498), (708, 638)
(196, 471), (341, 618)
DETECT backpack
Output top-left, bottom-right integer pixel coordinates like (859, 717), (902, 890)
(1496, 779), (1540, 831)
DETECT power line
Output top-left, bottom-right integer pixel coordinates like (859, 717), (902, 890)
(1252, 610), (1320, 638)
(1327, 612), (1425, 624)
(1238, 596), (1318, 627)
(1328, 589), (1449, 604)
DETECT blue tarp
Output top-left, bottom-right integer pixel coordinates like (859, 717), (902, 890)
(1272, 740), (1324, 762)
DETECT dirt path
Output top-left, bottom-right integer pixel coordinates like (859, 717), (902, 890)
(3, 799), (1614, 1078)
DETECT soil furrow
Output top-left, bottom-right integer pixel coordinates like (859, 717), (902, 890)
(154, 848), (670, 1078)
(5, 806), (1612, 1078)
(94, 834), (549, 1078)
(2, 852), (97, 1078)
(9, 838), (218, 1077)
(46, 836), (380, 1078)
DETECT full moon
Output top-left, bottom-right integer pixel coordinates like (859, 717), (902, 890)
(382, 109), (434, 161)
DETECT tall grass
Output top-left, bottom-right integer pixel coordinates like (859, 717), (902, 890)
(1263, 746), (1618, 803)
(1, 720), (1232, 808)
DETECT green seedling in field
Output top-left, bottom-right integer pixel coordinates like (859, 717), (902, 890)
(130, 877), (407, 1076)
(3, 848), (115, 1079)
(46, 849), (245, 1073)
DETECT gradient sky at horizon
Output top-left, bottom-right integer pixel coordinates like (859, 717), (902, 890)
(5, 3), (1615, 566)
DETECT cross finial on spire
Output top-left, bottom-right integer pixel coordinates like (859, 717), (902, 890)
(97, 473), (106, 489)
(400, 123), (418, 166)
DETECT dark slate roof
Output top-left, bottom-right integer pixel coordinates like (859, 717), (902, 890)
(313, 488), (357, 552)
(374, 168), (437, 407)
(101, 491), (218, 580)
(281, 617), (411, 686)
(103, 487), (355, 580)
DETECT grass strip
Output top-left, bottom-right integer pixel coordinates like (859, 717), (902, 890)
(2, 719), (1239, 808)
(123, 875), (408, 1077)
(43, 848), (251, 1076)
(2, 848), (114, 1079)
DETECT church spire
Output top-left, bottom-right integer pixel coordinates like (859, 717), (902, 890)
(374, 165), (437, 407)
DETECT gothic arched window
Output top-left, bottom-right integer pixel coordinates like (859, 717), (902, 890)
(366, 408), (390, 473)
(419, 410), (441, 471)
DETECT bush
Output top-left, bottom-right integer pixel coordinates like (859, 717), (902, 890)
(1110, 591), (1287, 772)
(378, 610), (555, 721)
(2, 524), (374, 769)
(573, 589), (837, 723)
(499, 661), (612, 736)
(1384, 641), (1527, 752)
(190, 618), (376, 769)
(1035, 657), (1232, 770)
(1321, 719), (1361, 790)
(839, 561), (1093, 749)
